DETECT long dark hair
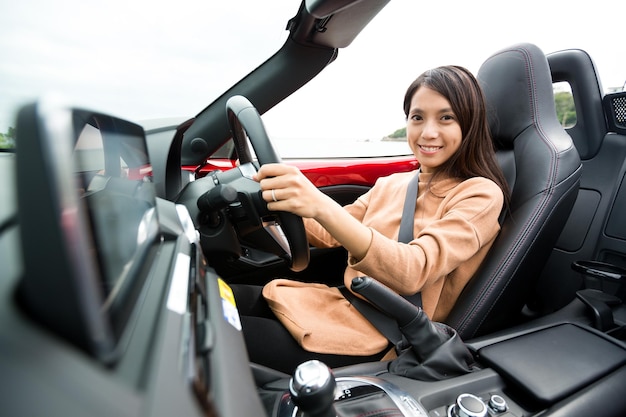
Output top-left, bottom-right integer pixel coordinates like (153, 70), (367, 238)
(403, 65), (510, 208)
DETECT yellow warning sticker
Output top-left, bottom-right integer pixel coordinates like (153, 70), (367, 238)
(218, 278), (242, 331)
(218, 278), (236, 307)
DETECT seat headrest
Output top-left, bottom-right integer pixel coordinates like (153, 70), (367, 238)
(477, 43), (560, 149)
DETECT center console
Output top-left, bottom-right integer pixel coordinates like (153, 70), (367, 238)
(256, 306), (626, 417)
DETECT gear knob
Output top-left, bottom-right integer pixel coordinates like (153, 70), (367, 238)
(289, 360), (337, 417)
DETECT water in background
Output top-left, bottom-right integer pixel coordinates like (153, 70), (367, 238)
(272, 137), (411, 159)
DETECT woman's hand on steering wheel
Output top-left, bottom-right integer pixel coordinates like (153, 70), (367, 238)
(255, 163), (328, 219)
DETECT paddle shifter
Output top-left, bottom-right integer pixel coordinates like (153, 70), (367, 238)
(351, 276), (474, 380)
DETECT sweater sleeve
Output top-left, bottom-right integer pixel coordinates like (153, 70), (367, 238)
(347, 177), (503, 296)
(303, 182), (372, 248)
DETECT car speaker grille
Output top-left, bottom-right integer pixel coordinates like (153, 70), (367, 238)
(604, 92), (626, 134)
(613, 96), (626, 124)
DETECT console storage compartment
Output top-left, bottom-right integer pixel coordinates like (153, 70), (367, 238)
(477, 323), (626, 407)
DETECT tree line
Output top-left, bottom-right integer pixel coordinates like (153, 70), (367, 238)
(0, 127), (15, 150)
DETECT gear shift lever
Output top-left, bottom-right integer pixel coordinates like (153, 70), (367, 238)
(289, 360), (337, 417)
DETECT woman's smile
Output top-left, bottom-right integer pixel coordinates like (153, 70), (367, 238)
(418, 145), (443, 154)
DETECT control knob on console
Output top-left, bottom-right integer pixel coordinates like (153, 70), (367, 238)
(289, 360), (337, 417)
(488, 394), (507, 413)
(448, 393), (487, 417)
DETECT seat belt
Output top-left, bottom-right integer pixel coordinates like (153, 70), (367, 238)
(341, 169), (422, 349)
(398, 169), (423, 309)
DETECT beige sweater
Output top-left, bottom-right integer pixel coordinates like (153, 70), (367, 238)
(304, 171), (504, 322)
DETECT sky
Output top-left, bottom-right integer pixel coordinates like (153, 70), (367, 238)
(1, 0), (624, 142)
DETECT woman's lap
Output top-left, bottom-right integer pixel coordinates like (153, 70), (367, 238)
(231, 284), (387, 374)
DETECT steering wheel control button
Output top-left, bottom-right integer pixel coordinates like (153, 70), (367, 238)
(238, 161), (258, 179)
(488, 394), (508, 413)
(448, 393), (487, 417)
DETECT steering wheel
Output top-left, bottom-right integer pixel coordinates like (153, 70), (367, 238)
(222, 95), (309, 272)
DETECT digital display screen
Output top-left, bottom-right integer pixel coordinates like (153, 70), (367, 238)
(16, 101), (163, 362)
(72, 116), (160, 337)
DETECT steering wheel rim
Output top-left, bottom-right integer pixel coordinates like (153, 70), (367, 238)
(225, 95), (309, 272)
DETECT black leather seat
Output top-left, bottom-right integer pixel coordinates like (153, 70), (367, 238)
(445, 43), (583, 339)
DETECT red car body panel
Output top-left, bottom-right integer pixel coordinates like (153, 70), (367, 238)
(185, 155), (419, 188)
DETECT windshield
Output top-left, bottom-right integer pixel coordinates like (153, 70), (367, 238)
(1, 0), (624, 157)
(0, 0), (293, 137)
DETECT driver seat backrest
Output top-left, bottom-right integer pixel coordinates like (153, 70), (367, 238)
(444, 43), (583, 339)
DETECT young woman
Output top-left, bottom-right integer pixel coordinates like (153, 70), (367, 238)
(233, 65), (510, 374)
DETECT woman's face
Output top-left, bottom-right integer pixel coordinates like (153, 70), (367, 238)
(406, 86), (462, 174)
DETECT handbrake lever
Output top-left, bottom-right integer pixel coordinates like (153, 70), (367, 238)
(351, 276), (448, 360)
(350, 276), (474, 380)
(350, 276), (420, 327)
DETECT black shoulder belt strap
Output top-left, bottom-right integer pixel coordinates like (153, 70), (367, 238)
(341, 169), (422, 348)
(398, 169), (423, 308)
